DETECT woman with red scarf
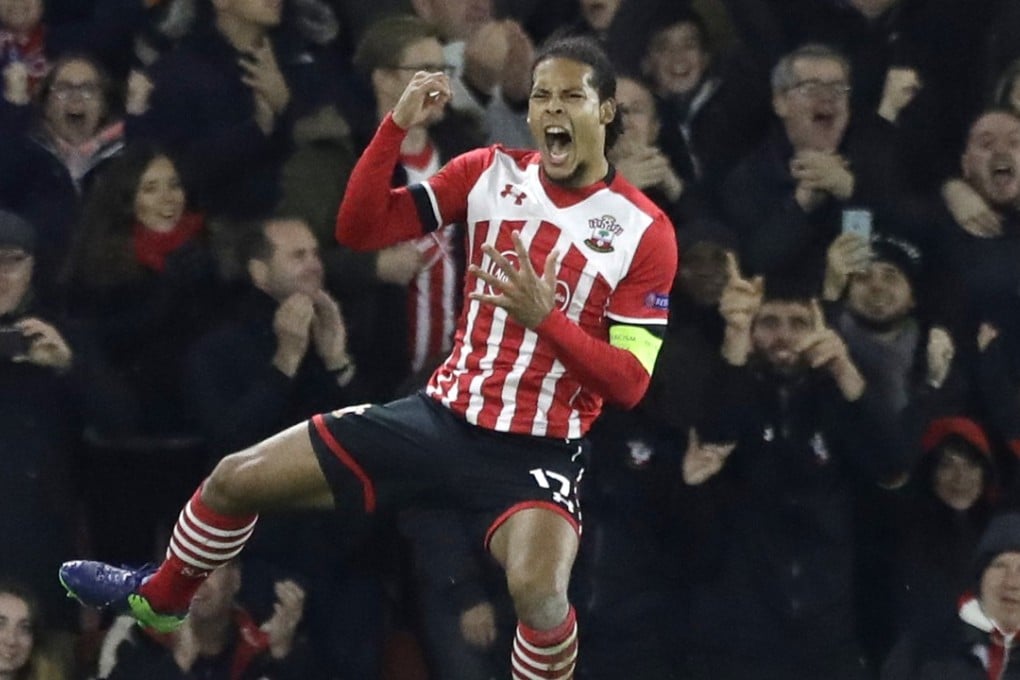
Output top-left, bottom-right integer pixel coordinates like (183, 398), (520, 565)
(61, 143), (224, 562)
(62, 142), (221, 441)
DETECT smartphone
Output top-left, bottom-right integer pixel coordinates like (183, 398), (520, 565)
(0, 326), (30, 358)
(841, 208), (873, 239)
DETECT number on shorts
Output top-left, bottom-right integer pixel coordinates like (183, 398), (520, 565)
(330, 403), (371, 419)
(529, 468), (576, 514)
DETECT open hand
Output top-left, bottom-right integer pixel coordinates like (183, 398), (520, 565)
(261, 580), (305, 659)
(240, 39), (291, 116)
(13, 318), (72, 371)
(682, 428), (736, 485)
(823, 232), (871, 300)
(468, 231), (557, 329)
(459, 602), (497, 649)
(310, 289), (350, 371)
(791, 150), (854, 200)
(925, 326), (954, 387)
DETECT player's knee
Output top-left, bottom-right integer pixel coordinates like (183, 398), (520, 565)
(202, 452), (260, 514)
(505, 565), (570, 629)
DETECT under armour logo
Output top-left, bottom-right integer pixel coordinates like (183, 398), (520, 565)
(501, 184), (527, 205)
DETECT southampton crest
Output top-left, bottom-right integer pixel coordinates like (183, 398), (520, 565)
(584, 215), (622, 253)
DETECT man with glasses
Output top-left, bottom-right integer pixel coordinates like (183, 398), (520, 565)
(720, 43), (910, 291)
(340, 13), (486, 400)
(410, 0), (536, 148)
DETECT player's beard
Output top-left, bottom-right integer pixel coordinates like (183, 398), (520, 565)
(547, 159), (590, 188)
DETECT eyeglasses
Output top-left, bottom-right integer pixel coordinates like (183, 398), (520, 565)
(787, 79), (851, 100)
(50, 82), (101, 101)
(389, 64), (456, 76)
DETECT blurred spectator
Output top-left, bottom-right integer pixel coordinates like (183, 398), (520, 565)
(128, 0), (341, 227)
(408, 0), (534, 147)
(683, 258), (909, 679)
(187, 216), (366, 454)
(0, 0), (48, 93)
(727, 0), (990, 188)
(639, 6), (772, 197)
(881, 511), (1020, 679)
(720, 43), (910, 289)
(993, 58), (1020, 116)
(0, 53), (124, 292)
(0, 580), (68, 680)
(341, 13), (484, 399)
(100, 561), (322, 680)
(398, 508), (516, 680)
(608, 74), (688, 221)
(822, 232), (965, 433)
(975, 317), (1020, 486)
(888, 417), (999, 636)
(641, 223), (735, 433)
(186, 216), (385, 678)
(937, 110), (1020, 330)
(0, 0), (162, 85)
(62, 143), (219, 438)
(0, 210), (119, 633)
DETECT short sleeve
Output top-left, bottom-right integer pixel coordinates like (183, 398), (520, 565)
(417, 147), (495, 228)
(606, 212), (678, 325)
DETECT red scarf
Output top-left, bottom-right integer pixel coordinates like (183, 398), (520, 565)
(132, 212), (205, 272)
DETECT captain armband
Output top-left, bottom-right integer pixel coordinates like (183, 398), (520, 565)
(609, 325), (664, 374)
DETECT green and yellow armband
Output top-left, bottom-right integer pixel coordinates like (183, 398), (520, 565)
(609, 325), (664, 374)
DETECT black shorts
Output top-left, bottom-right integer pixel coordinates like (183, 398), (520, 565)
(307, 392), (586, 547)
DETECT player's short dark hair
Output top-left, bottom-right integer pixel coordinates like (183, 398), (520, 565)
(532, 35), (623, 150)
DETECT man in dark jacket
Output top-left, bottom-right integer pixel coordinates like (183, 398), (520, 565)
(720, 43), (911, 290)
(185, 217), (382, 678)
(681, 254), (910, 680)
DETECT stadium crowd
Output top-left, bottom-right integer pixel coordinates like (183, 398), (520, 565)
(3, 0), (1020, 678)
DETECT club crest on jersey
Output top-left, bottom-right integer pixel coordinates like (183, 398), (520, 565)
(584, 215), (622, 253)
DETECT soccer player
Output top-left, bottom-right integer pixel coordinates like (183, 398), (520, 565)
(60, 35), (678, 680)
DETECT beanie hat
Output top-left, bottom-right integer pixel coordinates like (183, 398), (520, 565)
(975, 512), (1020, 582)
(869, 233), (922, 293)
(0, 210), (35, 254)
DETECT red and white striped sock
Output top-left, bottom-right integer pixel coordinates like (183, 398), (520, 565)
(137, 484), (257, 613)
(511, 606), (578, 680)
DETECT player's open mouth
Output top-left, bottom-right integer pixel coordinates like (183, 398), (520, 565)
(545, 126), (573, 165)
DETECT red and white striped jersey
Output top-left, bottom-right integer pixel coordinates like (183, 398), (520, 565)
(415, 146), (676, 439)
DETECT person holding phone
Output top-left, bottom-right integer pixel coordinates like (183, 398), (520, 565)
(0, 209), (85, 635)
